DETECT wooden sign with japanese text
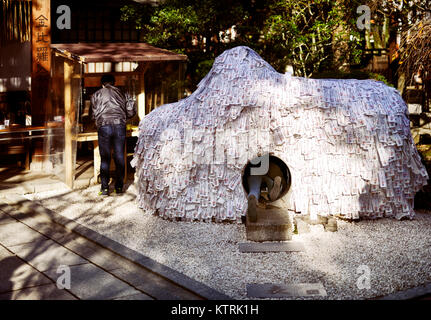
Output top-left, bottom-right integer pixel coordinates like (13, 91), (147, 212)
(31, 0), (51, 126)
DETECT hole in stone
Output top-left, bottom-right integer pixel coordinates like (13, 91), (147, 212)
(241, 154), (291, 202)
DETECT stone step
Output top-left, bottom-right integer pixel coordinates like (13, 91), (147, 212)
(246, 204), (293, 242)
(239, 241), (305, 253)
(246, 283), (327, 298)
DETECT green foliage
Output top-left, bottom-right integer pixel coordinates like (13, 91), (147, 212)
(196, 59), (215, 80)
(121, 0), (250, 87)
(121, 0), (366, 88)
(311, 69), (393, 87)
(259, 0), (363, 76)
(367, 72), (393, 87)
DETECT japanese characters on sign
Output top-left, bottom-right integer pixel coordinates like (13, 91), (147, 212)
(31, 0), (52, 126)
(32, 1), (51, 76)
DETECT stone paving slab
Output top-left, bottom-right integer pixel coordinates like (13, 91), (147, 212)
(0, 222), (48, 248)
(0, 283), (77, 300)
(1, 196), (230, 300)
(70, 242), (135, 272)
(0, 244), (14, 259)
(25, 221), (71, 240)
(0, 201), (205, 300)
(113, 292), (154, 300)
(246, 283), (327, 298)
(110, 266), (203, 300)
(50, 233), (133, 272)
(9, 240), (88, 272)
(1, 196), (128, 267)
(239, 241), (305, 253)
(0, 256), (52, 294)
(0, 185), (31, 195)
(1, 199), (132, 271)
(0, 198), (53, 227)
(0, 210), (16, 225)
(32, 181), (69, 194)
(246, 206), (293, 242)
(33, 222), (81, 245)
(0, 172), (68, 196)
(43, 263), (140, 300)
(9, 196), (230, 300)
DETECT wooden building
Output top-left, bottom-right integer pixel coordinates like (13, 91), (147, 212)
(50, 42), (186, 187)
(0, 0), (187, 188)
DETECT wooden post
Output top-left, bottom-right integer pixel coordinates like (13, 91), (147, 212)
(31, 0), (51, 126)
(178, 62), (184, 101)
(160, 81), (165, 106)
(146, 91), (152, 115)
(138, 72), (146, 121)
(25, 144), (30, 171)
(64, 60), (74, 188)
(153, 91), (158, 111)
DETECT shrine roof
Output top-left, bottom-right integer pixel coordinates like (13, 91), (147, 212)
(51, 42), (187, 63)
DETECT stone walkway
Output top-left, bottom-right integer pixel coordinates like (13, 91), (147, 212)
(0, 194), (229, 300)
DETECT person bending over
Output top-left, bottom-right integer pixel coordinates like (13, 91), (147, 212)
(91, 74), (136, 196)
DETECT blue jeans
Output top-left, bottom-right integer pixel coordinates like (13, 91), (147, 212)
(97, 124), (126, 190)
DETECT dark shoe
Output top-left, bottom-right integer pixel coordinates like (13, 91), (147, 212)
(247, 195), (258, 222)
(98, 188), (109, 196)
(114, 188), (123, 194)
(269, 176), (282, 201)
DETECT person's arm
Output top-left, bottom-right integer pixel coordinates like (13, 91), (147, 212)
(90, 94), (97, 120)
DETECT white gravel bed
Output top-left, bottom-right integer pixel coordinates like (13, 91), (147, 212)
(25, 185), (431, 300)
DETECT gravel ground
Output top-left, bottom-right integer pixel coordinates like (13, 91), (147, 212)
(25, 184), (431, 300)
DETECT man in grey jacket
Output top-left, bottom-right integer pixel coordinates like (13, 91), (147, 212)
(91, 74), (136, 196)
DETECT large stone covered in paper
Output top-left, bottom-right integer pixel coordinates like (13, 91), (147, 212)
(131, 46), (428, 222)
